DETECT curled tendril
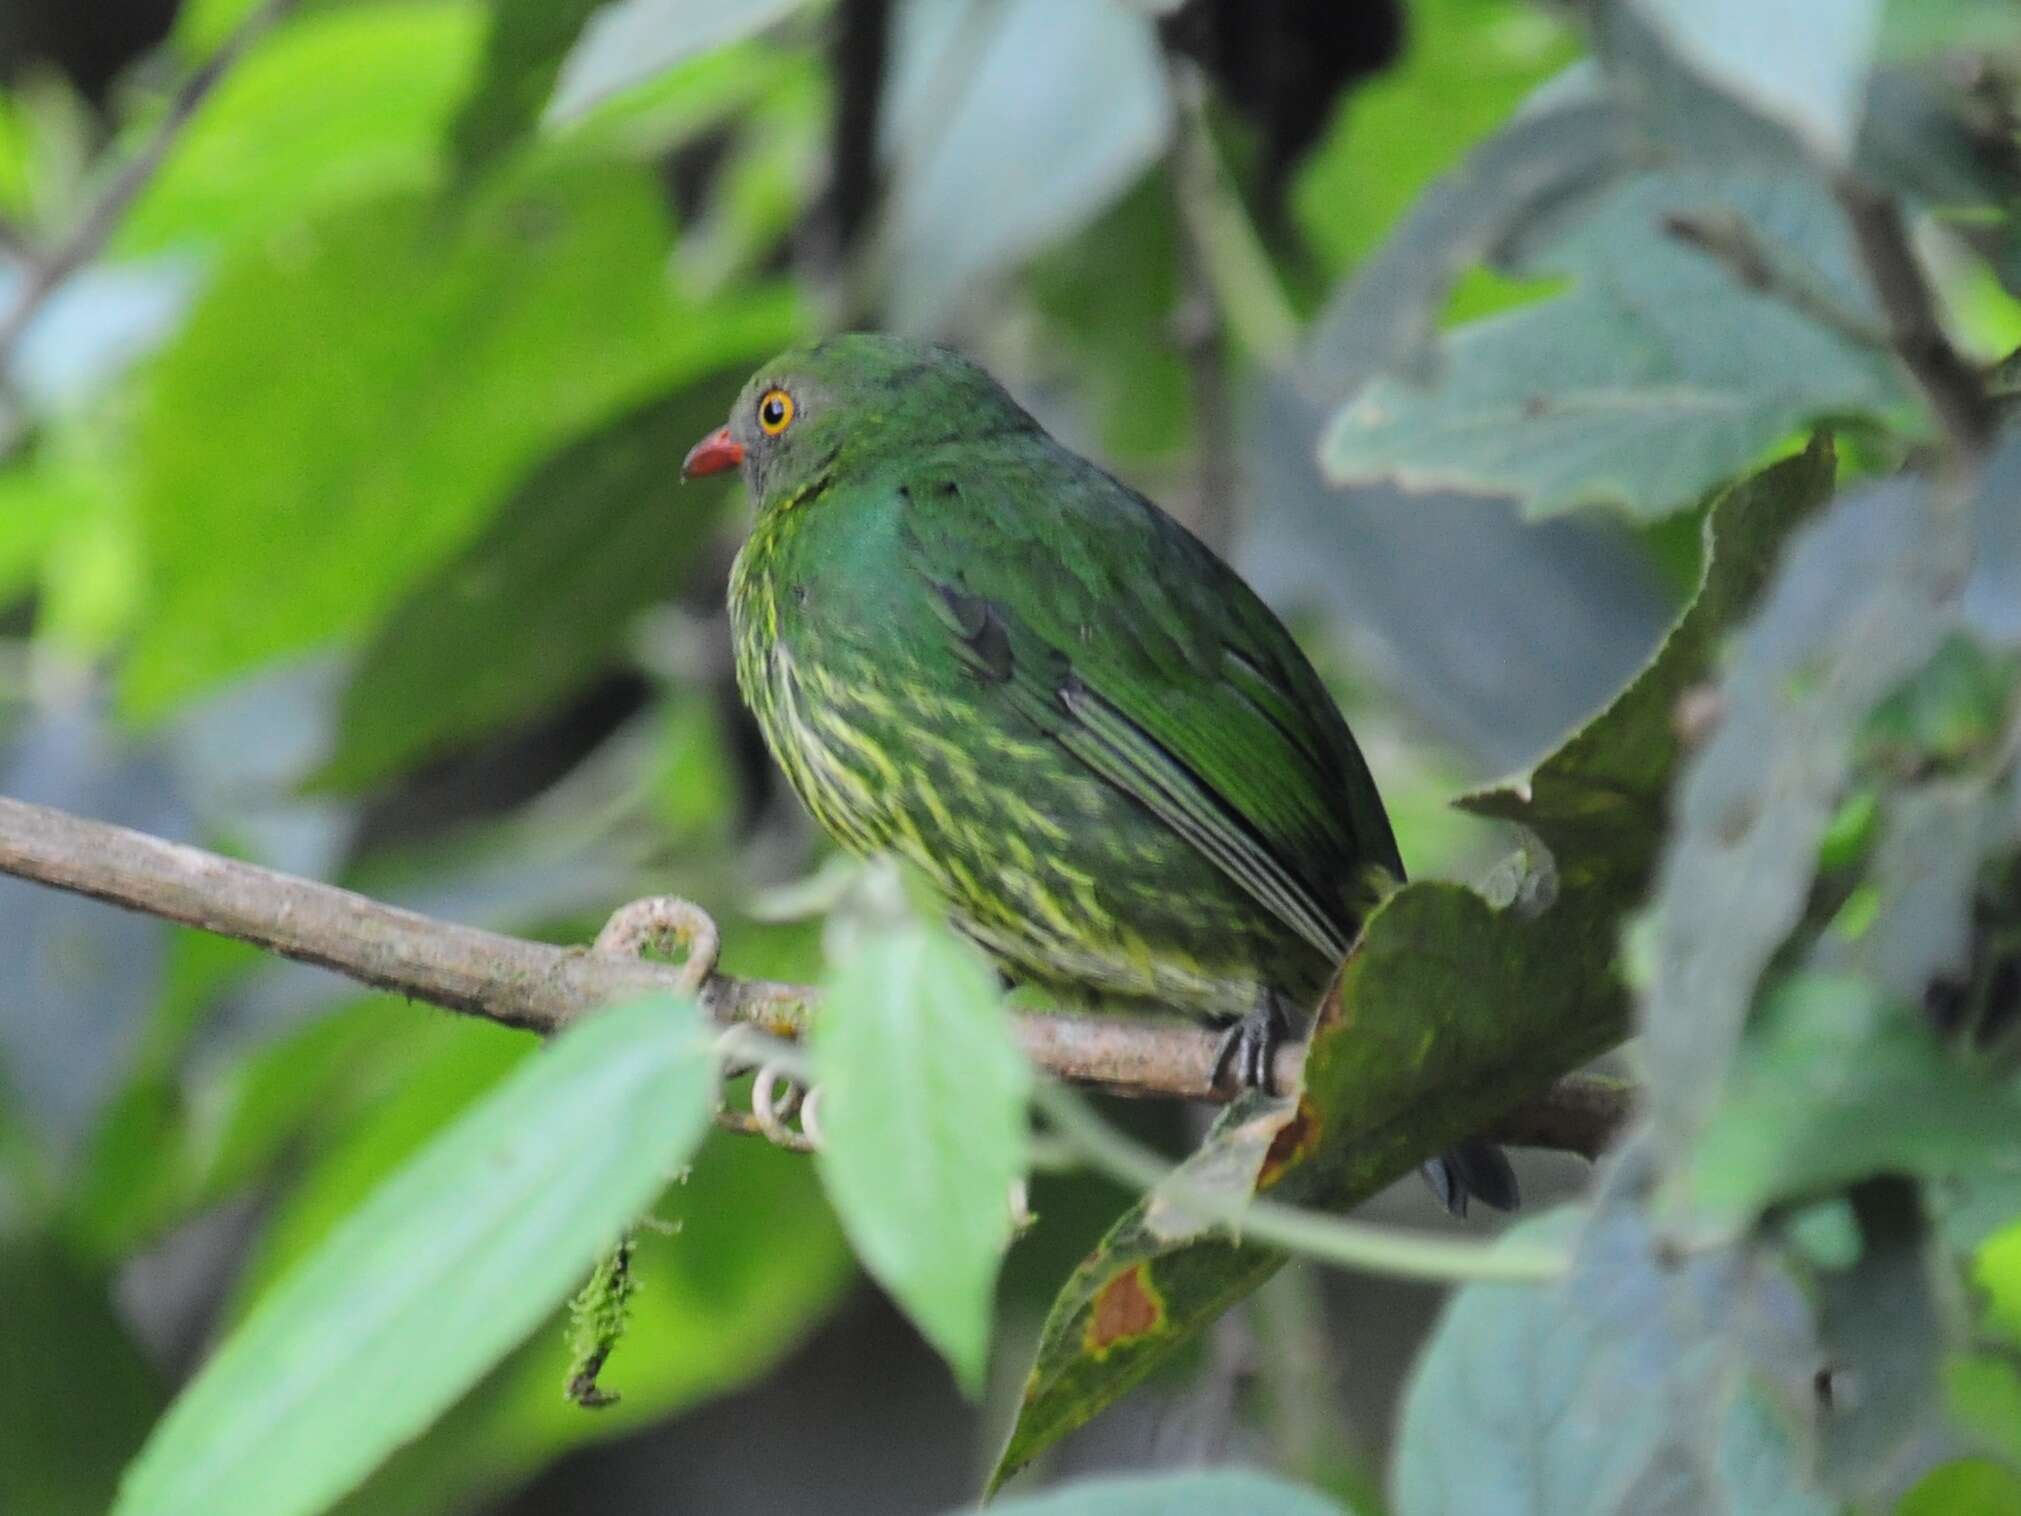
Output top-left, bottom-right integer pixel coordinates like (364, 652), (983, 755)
(593, 896), (722, 992)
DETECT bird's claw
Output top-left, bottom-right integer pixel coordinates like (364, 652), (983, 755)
(1211, 999), (1288, 1095)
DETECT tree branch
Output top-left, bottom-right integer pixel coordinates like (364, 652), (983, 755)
(0, 794), (1628, 1153)
(0, 0), (297, 373)
(1834, 177), (1997, 463)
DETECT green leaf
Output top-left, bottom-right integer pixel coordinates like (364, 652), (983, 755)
(0, 1233), (164, 1516)
(333, 1130), (853, 1516)
(1975, 1218), (2021, 1346)
(119, 5), (483, 255)
(123, 163), (746, 718)
(110, 993), (716, 1516)
(973, 1470), (1354, 1516)
(1639, 469), (1968, 1168)
(991, 446), (1832, 1489)
(312, 365), (787, 789)
(446, 0), (605, 187)
(1393, 1195), (1829, 1516)
(811, 919), (1031, 1395)
(1321, 166), (1907, 519)
(1896, 1459), (2021, 1516)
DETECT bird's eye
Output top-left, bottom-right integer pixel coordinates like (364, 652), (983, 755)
(757, 388), (794, 435)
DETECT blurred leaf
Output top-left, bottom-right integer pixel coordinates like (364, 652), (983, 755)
(1627, 0), (1882, 164)
(812, 918), (1031, 1394)
(0, 1232), (164, 1516)
(111, 993), (716, 1516)
(974, 1470), (1354, 1515)
(1393, 1194), (1826, 1516)
(1025, 173), (1191, 462)
(446, 0), (604, 188)
(1813, 1179), (1949, 1498)
(227, 1013), (531, 1311)
(1640, 470), (1964, 1168)
(0, 707), (190, 1159)
(1976, 1218), (2021, 1347)
(546, 0), (806, 123)
(1464, 440), (1837, 885)
(1322, 167), (1907, 519)
(312, 363), (787, 790)
(1896, 1459), (2021, 1516)
(120, 4), (482, 255)
(1305, 95), (1634, 400)
(1880, 0), (2021, 64)
(878, 0), (1171, 330)
(994, 446), (1830, 1487)
(1237, 373), (1679, 773)
(1291, 0), (1578, 279)
(336, 1130), (853, 1516)
(124, 163), (731, 719)
(1689, 976), (2021, 1220)
(1944, 1354), (2021, 1467)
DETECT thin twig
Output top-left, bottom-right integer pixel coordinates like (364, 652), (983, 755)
(1661, 209), (1891, 354)
(1166, 60), (1298, 368)
(0, 794), (1630, 1145)
(0, 0), (297, 372)
(1033, 1084), (1569, 1283)
(1833, 177), (1997, 462)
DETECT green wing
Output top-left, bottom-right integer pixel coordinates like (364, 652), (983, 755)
(898, 443), (1400, 964)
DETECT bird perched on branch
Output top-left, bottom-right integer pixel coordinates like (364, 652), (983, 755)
(684, 334), (1514, 1217)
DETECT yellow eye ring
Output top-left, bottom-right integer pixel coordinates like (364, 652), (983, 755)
(757, 388), (794, 435)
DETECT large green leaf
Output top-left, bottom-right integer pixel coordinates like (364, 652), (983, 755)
(1897, 1461), (2021, 1516)
(990, 445), (1834, 1488)
(311, 365), (787, 790)
(812, 919), (1032, 1395)
(110, 993), (716, 1516)
(123, 163), (746, 718)
(333, 1131), (854, 1516)
(974, 1471), (1354, 1516)
(1320, 166), (1906, 519)
(119, 5), (482, 255)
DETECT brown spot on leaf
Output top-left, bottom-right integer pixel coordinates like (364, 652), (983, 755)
(1083, 1264), (1166, 1359)
(1258, 1096), (1323, 1190)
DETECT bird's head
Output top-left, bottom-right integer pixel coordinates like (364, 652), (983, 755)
(682, 333), (1037, 511)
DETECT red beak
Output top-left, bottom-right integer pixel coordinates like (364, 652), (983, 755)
(681, 425), (745, 480)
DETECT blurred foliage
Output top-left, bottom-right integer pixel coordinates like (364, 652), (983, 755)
(4, 1), (2021, 1515)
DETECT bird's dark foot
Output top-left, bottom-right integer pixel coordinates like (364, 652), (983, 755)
(1211, 996), (1290, 1094)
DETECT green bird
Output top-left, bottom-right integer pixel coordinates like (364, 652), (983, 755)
(684, 334), (1515, 1217)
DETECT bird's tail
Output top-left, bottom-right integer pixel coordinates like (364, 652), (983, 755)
(1421, 1138), (1520, 1219)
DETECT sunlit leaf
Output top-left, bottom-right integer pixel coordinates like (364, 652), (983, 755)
(124, 163), (716, 718)
(111, 994), (716, 1516)
(120, 5), (482, 255)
